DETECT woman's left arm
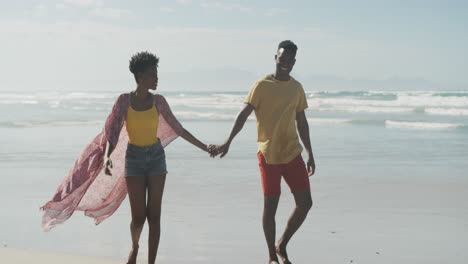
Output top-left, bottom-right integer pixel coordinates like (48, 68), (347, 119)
(156, 95), (208, 152)
(180, 128), (208, 152)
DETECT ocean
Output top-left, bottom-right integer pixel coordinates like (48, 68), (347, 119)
(1, 89), (467, 263)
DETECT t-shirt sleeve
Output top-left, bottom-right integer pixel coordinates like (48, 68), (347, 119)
(296, 85), (308, 112)
(244, 81), (261, 109)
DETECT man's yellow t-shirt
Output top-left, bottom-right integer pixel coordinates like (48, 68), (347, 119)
(245, 74), (308, 164)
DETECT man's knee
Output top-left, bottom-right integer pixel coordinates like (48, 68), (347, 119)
(263, 196), (280, 215)
(299, 198), (313, 213)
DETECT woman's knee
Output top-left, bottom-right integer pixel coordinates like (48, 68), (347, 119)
(131, 214), (146, 228)
(146, 208), (161, 225)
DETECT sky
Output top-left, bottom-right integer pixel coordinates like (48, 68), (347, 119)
(0, 0), (467, 91)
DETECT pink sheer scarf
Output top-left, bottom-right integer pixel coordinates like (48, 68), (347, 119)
(41, 93), (184, 231)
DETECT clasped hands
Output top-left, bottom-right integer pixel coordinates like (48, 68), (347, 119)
(206, 142), (230, 158)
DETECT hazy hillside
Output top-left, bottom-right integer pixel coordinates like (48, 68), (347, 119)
(2, 68), (466, 92)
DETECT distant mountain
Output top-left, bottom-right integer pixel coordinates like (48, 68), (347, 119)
(4, 67), (466, 92)
(299, 74), (452, 91)
(161, 68), (465, 91)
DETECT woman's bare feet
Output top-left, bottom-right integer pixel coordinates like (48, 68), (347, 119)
(126, 245), (139, 264)
(268, 252), (280, 264)
(275, 242), (292, 264)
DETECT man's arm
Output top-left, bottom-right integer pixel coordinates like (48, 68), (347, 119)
(296, 111), (316, 176)
(215, 103), (254, 158)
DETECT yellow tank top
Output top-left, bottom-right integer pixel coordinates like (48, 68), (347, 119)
(126, 100), (159, 147)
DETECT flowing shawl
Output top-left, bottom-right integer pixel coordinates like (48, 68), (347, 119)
(41, 93), (184, 231)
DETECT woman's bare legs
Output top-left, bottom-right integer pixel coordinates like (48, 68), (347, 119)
(126, 176), (148, 264)
(146, 175), (166, 264)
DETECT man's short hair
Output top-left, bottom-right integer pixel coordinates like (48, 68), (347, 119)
(278, 40), (298, 55)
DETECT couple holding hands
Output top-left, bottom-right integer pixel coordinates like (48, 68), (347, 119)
(42, 40), (316, 264)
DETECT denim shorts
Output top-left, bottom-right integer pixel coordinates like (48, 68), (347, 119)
(125, 141), (167, 177)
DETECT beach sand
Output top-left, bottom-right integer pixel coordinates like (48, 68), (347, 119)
(2, 175), (466, 264)
(0, 248), (120, 264)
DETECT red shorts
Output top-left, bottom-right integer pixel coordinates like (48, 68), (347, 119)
(258, 152), (310, 196)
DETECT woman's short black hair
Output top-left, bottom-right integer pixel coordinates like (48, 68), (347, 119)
(129, 51), (159, 81)
(278, 40), (298, 55)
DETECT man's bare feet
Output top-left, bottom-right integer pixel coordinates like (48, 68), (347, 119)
(126, 245), (139, 264)
(275, 242), (292, 264)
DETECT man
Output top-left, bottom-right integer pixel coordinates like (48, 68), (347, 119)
(212, 40), (316, 264)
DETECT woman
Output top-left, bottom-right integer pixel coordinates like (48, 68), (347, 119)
(41, 51), (213, 264)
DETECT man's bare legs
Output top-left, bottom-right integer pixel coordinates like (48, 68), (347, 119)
(276, 189), (313, 264)
(147, 175), (166, 264)
(125, 176), (148, 264)
(263, 195), (280, 263)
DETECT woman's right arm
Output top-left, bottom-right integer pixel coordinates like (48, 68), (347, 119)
(104, 141), (115, 176)
(103, 94), (126, 175)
